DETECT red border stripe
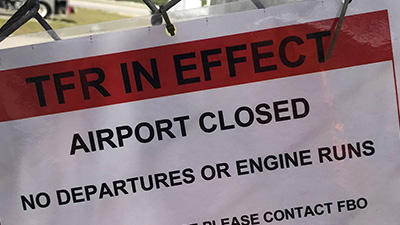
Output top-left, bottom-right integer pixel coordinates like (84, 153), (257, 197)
(0, 10), (393, 122)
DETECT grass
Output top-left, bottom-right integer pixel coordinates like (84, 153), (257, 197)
(116, 0), (168, 5)
(0, 8), (130, 36)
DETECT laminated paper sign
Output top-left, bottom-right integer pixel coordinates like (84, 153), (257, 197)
(0, 0), (399, 224)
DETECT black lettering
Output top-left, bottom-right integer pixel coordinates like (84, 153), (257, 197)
(362, 140), (375, 156)
(182, 168), (195, 184)
(168, 170), (181, 187)
(218, 110), (235, 130)
(21, 194), (35, 210)
(236, 159), (249, 176)
(226, 44), (247, 77)
(56, 189), (71, 206)
(216, 163), (231, 178)
(88, 131), (96, 152)
(112, 180), (129, 196)
(173, 115), (190, 137)
(25, 75), (51, 107)
(174, 52), (199, 85)
(234, 106), (254, 127)
(318, 147), (333, 163)
(292, 98), (310, 119)
(264, 155), (279, 170)
(154, 173), (170, 188)
(140, 175), (154, 191)
(299, 150), (312, 166)
(255, 103), (272, 124)
(70, 133), (90, 155)
(96, 129), (117, 150)
(333, 146), (346, 160)
(71, 187), (85, 203)
(99, 183), (114, 199)
(306, 31), (331, 63)
(35, 192), (51, 208)
(79, 68), (111, 100)
(199, 112), (217, 133)
(133, 59), (161, 92)
(84, 185), (97, 201)
(273, 100), (290, 122)
(120, 63), (132, 93)
(135, 122), (155, 143)
(116, 126), (133, 147)
(251, 40), (277, 73)
(201, 48), (222, 81)
(126, 177), (139, 193)
(53, 72), (75, 104)
(249, 157), (263, 173)
(155, 119), (176, 140)
(348, 142), (362, 158)
(279, 36), (306, 68)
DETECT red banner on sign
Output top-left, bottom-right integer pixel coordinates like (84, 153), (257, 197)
(0, 10), (393, 122)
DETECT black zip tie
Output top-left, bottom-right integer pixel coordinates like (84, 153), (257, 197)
(143, 0), (158, 13)
(159, 5), (175, 36)
(326, 0), (352, 61)
(0, 0), (60, 43)
(143, 0), (181, 36)
(143, 0), (162, 25)
(33, 13), (61, 41)
(251, 0), (265, 9)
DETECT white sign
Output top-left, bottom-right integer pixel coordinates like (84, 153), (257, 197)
(0, 1), (399, 224)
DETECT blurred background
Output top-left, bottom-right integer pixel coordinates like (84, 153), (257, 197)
(0, 0), (226, 35)
(0, 0), (282, 49)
